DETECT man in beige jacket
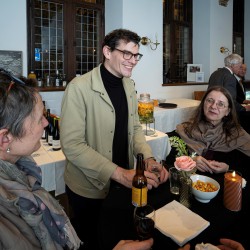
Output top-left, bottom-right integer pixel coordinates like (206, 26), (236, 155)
(60, 28), (168, 250)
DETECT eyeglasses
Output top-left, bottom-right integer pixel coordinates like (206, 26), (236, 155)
(205, 98), (228, 109)
(113, 48), (143, 61)
(0, 67), (25, 93)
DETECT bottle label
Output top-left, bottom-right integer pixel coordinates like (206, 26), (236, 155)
(52, 140), (61, 150)
(48, 135), (53, 145)
(132, 187), (147, 207)
(42, 129), (46, 139)
(38, 79), (42, 87)
(55, 78), (60, 86)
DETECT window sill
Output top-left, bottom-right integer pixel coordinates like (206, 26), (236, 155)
(37, 86), (66, 92)
(162, 82), (208, 87)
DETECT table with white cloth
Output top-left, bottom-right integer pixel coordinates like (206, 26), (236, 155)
(32, 131), (171, 195)
(143, 126), (171, 161)
(32, 140), (66, 196)
(154, 98), (200, 133)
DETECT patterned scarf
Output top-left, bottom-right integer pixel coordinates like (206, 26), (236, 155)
(0, 156), (82, 250)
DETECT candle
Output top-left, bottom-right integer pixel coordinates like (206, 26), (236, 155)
(224, 170), (242, 211)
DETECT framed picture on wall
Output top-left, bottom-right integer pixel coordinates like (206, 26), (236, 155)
(196, 72), (205, 82)
(0, 50), (23, 77)
(187, 64), (202, 82)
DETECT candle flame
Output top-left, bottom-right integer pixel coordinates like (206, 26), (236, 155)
(232, 171), (236, 177)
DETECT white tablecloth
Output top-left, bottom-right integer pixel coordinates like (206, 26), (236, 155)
(32, 140), (66, 196)
(154, 98), (200, 133)
(33, 131), (171, 195)
(143, 126), (171, 161)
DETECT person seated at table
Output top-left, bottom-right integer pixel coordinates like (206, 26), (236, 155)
(165, 86), (250, 174)
(0, 71), (82, 249)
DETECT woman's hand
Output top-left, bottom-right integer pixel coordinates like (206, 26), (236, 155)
(194, 156), (214, 174)
(208, 161), (229, 173)
(194, 156), (228, 174)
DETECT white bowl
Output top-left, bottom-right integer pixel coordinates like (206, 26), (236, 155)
(190, 174), (220, 203)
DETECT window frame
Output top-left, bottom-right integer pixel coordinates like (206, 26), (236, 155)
(27, 0), (104, 89)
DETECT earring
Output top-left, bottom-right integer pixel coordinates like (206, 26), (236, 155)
(7, 148), (10, 153)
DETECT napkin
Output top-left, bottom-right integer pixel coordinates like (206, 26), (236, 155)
(155, 200), (210, 246)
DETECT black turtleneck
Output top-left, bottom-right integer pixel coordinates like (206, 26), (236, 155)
(100, 64), (128, 169)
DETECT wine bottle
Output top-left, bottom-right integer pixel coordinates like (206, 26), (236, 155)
(37, 71), (42, 87)
(52, 119), (61, 151)
(47, 111), (54, 146)
(41, 101), (47, 140)
(45, 108), (51, 143)
(132, 153), (147, 207)
(55, 69), (60, 87)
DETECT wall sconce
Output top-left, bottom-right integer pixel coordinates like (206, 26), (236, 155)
(219, 0), (229, 7)
(140, 34), (160, 50)
(220, 46), (231, 55)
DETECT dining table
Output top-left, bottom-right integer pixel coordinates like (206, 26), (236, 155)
(98, 165), (250, 250)
(154, 98), (200, 133)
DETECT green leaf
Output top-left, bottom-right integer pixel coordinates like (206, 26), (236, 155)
(169, 136), (189, 156)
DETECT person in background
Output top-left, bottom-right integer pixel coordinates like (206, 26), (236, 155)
(60, 28), (168, 249)
(234, 63), (250, 105)
(234, 63), (250, 133)
(0, 70), (82, 249)
(166, 86), (250, 174)
(208, 54), (246, 112)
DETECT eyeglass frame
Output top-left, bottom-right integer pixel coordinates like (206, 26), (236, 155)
(0, 68), (25, 85)
(205, 97), (228, 109)
(113, 48), (143, 61)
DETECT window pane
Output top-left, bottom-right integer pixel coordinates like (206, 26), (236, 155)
(75, 7), (101, 75)
(33, 0), (64, 83)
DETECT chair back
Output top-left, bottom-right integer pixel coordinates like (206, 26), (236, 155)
(194, 91), (206, 101)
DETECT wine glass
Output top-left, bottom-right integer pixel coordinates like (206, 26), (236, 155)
(134, 204), (155, 241)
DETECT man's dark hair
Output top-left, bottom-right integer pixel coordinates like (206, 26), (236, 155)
(102, 28), (141, 51)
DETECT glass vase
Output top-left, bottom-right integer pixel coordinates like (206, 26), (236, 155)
(179, 176), (192, 208)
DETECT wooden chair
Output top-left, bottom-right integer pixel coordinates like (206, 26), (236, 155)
(194, 91), (206, 101)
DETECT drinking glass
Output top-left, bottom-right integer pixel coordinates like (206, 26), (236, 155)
(146, 159), (163, 180)
(134, 204), (155, 241)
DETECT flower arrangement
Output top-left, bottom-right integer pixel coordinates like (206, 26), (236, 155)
(174, 155), (196, 178)
(169, 136), (197, 178)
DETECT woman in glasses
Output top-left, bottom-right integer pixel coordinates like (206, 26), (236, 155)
(0, 72), (82, 250)
(166, 86), (250, 174)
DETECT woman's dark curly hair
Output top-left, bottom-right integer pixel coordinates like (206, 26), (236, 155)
(184, 86), (241, 145)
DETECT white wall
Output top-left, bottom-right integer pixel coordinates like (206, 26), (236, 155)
(0, 0), (27, 75)
(1, 0), (249, 115)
